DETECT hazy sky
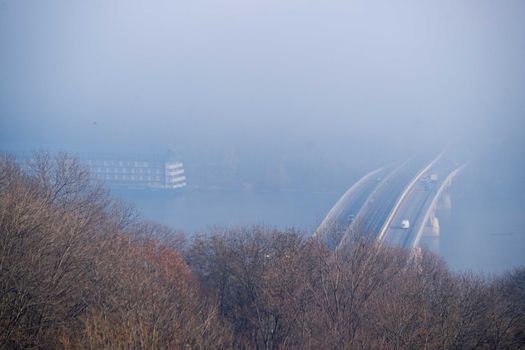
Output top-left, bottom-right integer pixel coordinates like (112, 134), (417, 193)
(1, 0), (524, 163)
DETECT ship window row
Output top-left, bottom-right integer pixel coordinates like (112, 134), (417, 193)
(165, 162), (183, 169)
(91, 167), (162, 174)
(166, 169), (184, 176)
(98, 174), (162, 181)
(166, 176), (186, 183)
(86, 161), (162, 167)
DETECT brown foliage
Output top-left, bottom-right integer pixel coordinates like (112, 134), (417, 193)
(187, 228), (524, 349)
(0, 154), (226, 349)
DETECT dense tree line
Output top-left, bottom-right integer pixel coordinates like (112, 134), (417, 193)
(0, 154), (523, 349)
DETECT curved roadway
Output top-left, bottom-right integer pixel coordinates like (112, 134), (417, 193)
(316, 151), (464, 251)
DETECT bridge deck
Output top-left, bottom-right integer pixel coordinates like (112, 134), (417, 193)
(316, 151), (464, 251)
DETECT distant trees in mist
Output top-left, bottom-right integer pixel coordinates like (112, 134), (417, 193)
(0, 153), (524, 349)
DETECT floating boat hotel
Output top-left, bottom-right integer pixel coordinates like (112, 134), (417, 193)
(82, 152), (186, 190)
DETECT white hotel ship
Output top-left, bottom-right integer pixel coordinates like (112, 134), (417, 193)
(83, 153), (186, 190)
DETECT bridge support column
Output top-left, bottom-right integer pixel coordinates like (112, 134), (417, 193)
(420, 210), (440, 253)
(441, 192), (452, 210)
(431, 214), (440, 236)
(423, 211), (440, 237)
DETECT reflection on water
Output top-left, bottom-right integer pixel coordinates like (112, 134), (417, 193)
(112, 188), (337, 235)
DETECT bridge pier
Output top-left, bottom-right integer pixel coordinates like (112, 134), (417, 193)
(419, 210), (440, 253)
(422, 210), (440, 237)
(441, 192), (452, 211)
(431, 214), (440, 236)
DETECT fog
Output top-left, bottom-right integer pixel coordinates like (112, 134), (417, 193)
(1, 0), (524, 272)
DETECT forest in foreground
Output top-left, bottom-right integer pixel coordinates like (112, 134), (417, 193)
(0, 153), (524, 349)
